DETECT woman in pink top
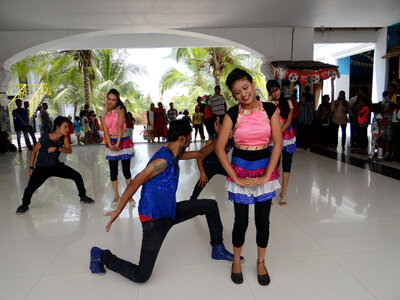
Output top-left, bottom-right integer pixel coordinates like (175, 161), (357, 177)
(267, 80), (296, 206)
(216, 68), (282, 286)
(101, 89), (135, 209)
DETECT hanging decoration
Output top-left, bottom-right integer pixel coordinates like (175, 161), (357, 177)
(271, 61), (340, 85)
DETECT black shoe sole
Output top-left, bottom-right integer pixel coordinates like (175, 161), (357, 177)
(16, 208), (29, 215)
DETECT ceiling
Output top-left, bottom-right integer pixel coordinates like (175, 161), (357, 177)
(1, 0), (399, 31)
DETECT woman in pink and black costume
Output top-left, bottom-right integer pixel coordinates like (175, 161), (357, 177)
(101, 89), (135, 209)
(216, 69), (282, 286)
(267, 80), (296, 206)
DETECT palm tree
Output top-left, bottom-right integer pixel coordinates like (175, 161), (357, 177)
(160, 47), (267, 110)
(60, 50), (94, 106)
(91, 49), (147, 113)
(10, 51), (52, 84)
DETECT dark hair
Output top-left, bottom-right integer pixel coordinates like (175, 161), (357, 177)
(359, 86), (369, 98)
(107, 89), (126, 112)
(215, 85), (221, 90)
(167, 120), (192, 142)
(382, 91), (388, 97)
(183, 109), (189, 115)
(322, 94), (330, 102)
(360, 97), (368, 105)
(75, 116), (80, 121)
(226, 68), (253, 92)
(53, 116), (70, 131)
(372, 103), (381, 114)
(84, 104), (89, 110)
(15, 98), (22, 105)
(266, 80), (290, 119)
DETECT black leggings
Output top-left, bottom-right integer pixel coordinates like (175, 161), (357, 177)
(108, 159), (131, 181)
(232, 201), (272, 248)
(101, 199), (223, 283)
(22, 162), (86, 206)
(277, 151), (293, 172)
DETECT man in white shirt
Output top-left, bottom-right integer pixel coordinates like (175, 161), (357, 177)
(210, 86), (227, 125)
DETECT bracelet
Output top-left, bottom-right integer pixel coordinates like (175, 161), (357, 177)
(29, 166), (34, 170)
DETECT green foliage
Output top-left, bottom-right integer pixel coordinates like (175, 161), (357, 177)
(11, 49), (149, 119)
(160, 47), (266, 113)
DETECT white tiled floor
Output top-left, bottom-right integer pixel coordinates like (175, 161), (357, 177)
(1, 142), (399, 300)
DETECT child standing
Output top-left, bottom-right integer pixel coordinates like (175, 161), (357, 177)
(192, 106), (205, 141)
(73, 116), (82, 145)
(368, 103), (383, 161)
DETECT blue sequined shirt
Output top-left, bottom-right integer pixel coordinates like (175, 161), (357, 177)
(138, 146), (180, 220)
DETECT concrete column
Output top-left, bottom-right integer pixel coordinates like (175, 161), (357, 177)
(0, 66), (13, 106)
(0, 65), (13, 132)
(372, 27), (388, 103)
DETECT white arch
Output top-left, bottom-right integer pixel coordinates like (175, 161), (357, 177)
(3, 28), (265, 69)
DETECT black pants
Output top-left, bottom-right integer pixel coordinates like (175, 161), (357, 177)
(27, 125), (37, 145)
(355, 126), (368, 149)
(101, 199), (223, 283)
(277, 151), (293, 173)
(194, 124), (205, 140)
(299, 123), (312, 149)
(16, 129), (32, 149)
(332, 123), (347, 148)
(392, 122), (400, 160)
(350, 116), (357, 147)
(233, 201), (272, 248)
(204, 118), (215, 137)
(319, 125), (330, 147)
(214, 114), (225, 126)
(190, 161), (227, 200)
(108, 159), (131, 181)
(22, 162), (86, 206)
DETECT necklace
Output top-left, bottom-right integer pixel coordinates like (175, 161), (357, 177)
(242, 100), (259, 114)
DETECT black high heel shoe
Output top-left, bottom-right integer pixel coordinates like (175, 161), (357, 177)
(257, 260), (270, 286)
(231, 263), (243, 284)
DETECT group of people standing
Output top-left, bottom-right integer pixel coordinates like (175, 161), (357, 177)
(12, 100), (51, 151)
(314, 83), (400, 162)
(145, 85), (228, 143)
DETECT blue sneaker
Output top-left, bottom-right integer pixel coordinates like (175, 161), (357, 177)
(90, 247), (105, 275)
(211, 244), (244, 263)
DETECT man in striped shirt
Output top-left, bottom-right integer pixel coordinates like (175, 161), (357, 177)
(210, 86), (227, 125)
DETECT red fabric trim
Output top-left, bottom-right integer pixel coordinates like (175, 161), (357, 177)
(139, 213), (158, 223)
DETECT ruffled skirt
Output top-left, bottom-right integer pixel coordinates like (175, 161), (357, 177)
(272, 125), (297, 153)
(105, 136), (135, 161)
(226, 149), (280, 204)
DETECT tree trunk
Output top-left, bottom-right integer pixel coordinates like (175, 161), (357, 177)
(74, 102), (77, 117)
(215, 75), (220, 86)
(83, 64), (90, 106)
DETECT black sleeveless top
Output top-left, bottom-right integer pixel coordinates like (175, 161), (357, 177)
(35, 133), (64, 167)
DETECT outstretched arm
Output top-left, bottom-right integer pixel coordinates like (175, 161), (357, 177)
(105, 158), (168, 232)
(195, 139), (217, 187)
(28, 142), (41, 177)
